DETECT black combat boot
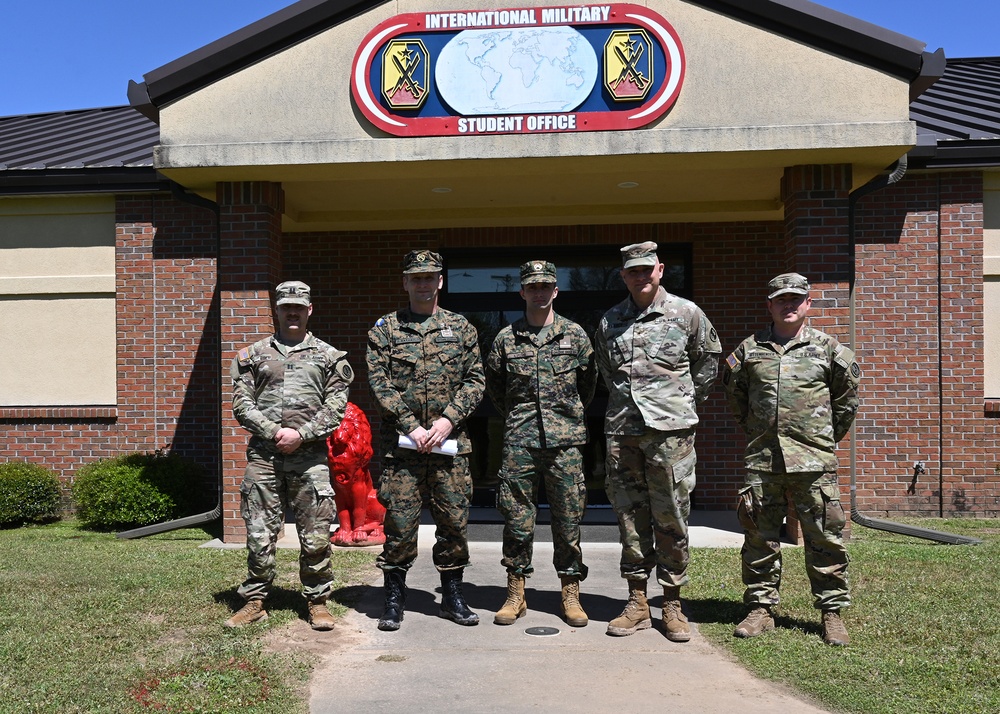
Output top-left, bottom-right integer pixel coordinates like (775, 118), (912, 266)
(378, 570), (407, 631)
(439, 569), (479, 626)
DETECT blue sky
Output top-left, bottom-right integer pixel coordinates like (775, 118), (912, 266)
(1, 0), (997, 117)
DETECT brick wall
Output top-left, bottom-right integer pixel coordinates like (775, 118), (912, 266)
(0, 193), (220, 508)
(854, 172), (1000, 517)
(5, 168), (998, 534)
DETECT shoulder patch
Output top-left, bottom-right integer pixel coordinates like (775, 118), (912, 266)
(338, 361), (354, 382)
(725, 352), (741, 372)
(851, 362), (861, 379)
(237, 347), (253, 368)
(375, 317), (385, 327)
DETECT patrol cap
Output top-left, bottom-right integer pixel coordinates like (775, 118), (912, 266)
(275, 280), (311, 306)
(767, 273), (811, 299)
(621, 241), (659, 269)
(520, 260), (557, 285)
(403, 250), (443, 274)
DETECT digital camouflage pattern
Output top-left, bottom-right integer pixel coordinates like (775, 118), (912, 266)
(376, 453), (473, 571)
(724, 323), (859, 611)
(230, 331), (354, 602)
(485, 312), (596, 579)
(366, 307), (485, 456)
(722, 325), (860, 473)
(485, 313), (597, 448)
(605, 429), (696, 586)
(737, 470), (850, 610)
(367, 307), (485, 572)
(232, 333), (354, 457)
(596, 284), (719, 588)
(238, 454), (336, 602)
(497, 444), (588, 578)
(595, 287), (721, 435)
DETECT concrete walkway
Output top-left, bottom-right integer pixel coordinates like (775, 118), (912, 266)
(291, 512), (833, 714)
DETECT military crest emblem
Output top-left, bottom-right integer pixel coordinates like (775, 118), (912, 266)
(382, 40), (430, 109)
(604, 30), (653, 101)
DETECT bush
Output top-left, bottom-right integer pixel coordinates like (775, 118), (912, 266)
(72, 452), (208, 530)
(0, 461), (62, 526)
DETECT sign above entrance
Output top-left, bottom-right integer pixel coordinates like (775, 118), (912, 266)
(351, 4), (685, 137)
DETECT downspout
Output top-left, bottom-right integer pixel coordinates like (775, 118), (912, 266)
(118, 183), (223, 539)
(848, 156), (980, 545)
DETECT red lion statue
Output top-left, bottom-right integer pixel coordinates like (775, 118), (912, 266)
(327, 402), (386, 547)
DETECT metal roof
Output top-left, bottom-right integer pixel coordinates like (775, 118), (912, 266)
(910, 58), (1000, 167)
(0, 106), (157, 170)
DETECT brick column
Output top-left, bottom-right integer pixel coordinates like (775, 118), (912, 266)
(780, 164), (853, 334)
(780, 164), (853, 541)
(218, 181), (284, 543)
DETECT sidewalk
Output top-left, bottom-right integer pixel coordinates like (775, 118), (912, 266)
(285, 513), (832, 714)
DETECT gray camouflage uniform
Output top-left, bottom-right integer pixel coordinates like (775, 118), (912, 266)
(724, 315), (860, 611)
(486, 305), (597, 579)
(231, 300), (354, 604)
(368, 306), (485, 573)
(596, 282), (721, 587)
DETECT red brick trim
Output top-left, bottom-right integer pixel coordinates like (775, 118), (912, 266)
(0, 407), (117, 422)
(986, 400), (1000, 416)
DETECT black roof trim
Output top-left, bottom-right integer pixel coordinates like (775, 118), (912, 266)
(0, 167), (170, 196)
(130, 0), (938, 118)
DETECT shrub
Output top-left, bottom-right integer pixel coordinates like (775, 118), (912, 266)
(73, 452), (208, 530)
(0, 461), (62, 526)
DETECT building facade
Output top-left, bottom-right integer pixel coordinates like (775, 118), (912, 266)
(1, 0), (998, 542)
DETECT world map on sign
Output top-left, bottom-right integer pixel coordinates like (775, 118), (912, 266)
(435, 27), (598, 115)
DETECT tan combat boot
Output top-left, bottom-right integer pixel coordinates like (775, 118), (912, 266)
(606, 580), (651, 636)
(661, 586), (691, 642)
(223, 599), (268, 628)
(560, 576), (588, 627)
(494, 573), (527, 625)
(308, 601), (336, 631)
(733, 606), (775, 638)
(822, 610), (850, 646)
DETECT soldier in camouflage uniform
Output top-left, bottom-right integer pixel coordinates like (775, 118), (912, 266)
(595, 242), (721, 641)
(367, 250), (485, 631)
(485, 260), (598, 627)
(225, 281), (354, 631)
(723, 273), (860, 647)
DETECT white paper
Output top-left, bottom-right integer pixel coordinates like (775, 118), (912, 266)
(397, 434), (458, 456)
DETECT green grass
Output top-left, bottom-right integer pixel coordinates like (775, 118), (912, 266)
(1, 518), (997, 714)
(687, 518), (1000, 714)
(0, 521), (376, 714)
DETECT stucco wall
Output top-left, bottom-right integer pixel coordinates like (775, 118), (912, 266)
(156, 0), (914, 169)
(0, 196), (116, 406)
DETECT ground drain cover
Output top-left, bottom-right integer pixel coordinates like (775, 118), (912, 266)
(525, 626), (560, 636)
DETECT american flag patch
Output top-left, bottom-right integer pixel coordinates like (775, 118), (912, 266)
(726, 353), (740, 370)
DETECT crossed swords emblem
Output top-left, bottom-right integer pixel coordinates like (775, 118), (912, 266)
(388, 44), (426, 101)
(612, 36), (650, 92)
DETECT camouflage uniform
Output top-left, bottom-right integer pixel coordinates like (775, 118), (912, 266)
(367, 306), (485, 572)
(486, 308), (597, 579)
(596, 281), (721, 587)
(724, 320), (860, 611)
(231, 287), (354, 604)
